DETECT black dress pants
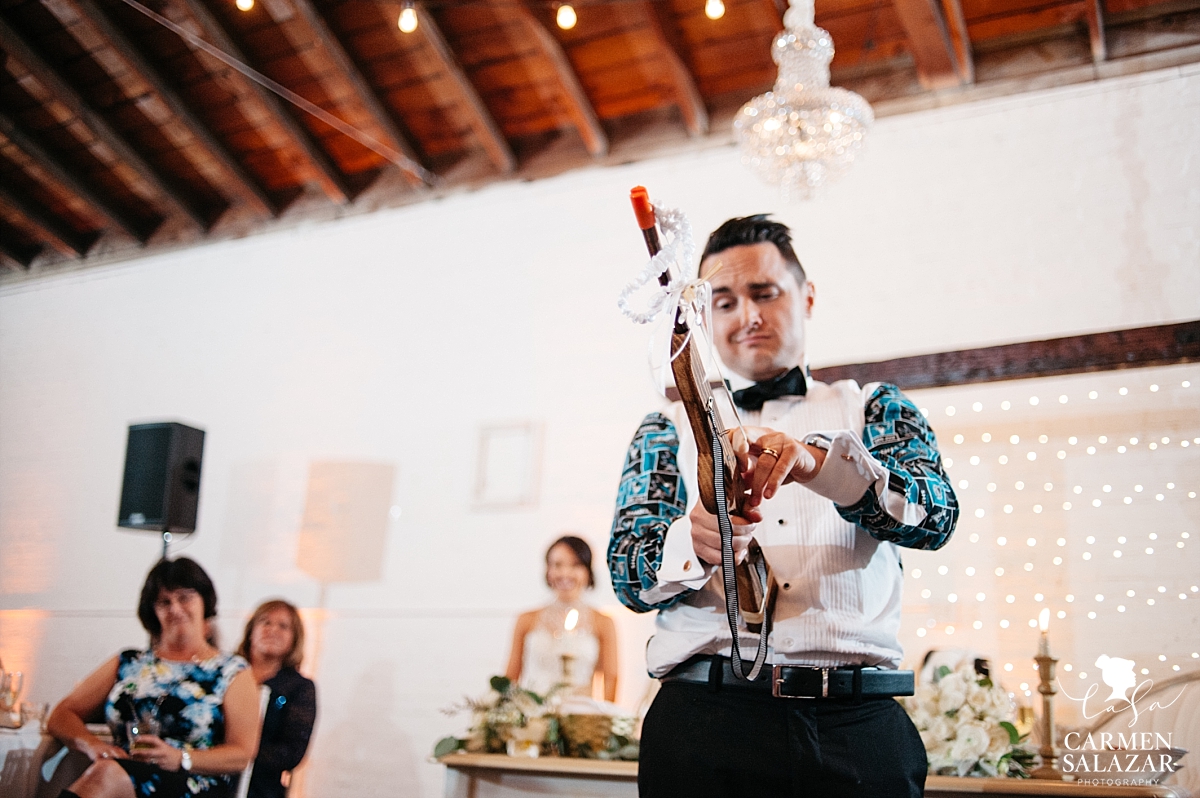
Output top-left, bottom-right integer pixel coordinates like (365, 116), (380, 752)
(639, 680), (927, 798)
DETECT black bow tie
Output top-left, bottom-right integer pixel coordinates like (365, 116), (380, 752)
(731, 366), (808, 411)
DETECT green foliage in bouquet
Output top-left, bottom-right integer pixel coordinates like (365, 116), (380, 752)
(903, 663), (1036, 778)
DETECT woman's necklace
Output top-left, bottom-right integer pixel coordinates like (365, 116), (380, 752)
(155, 641), (213, 664)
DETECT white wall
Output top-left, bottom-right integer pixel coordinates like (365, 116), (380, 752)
(2, 63), (1198, 797)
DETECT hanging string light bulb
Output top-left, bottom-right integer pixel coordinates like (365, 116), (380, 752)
(556, 3), (577, 29)
(704, 0), (725, 19)
(734, 0), (873, 200)
(235, 0), (253, 11)
(398, 1), (418, 32)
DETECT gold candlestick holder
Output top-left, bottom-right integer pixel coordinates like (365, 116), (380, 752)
(1030, 654), (1063, 780)
(560, 653), (576, 687)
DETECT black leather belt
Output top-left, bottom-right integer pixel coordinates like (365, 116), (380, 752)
(661, 656), (915, 700)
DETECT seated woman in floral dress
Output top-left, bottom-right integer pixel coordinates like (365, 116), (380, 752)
(47, 557), (259, 798)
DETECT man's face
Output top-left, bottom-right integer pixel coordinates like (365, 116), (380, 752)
(703, 242), (814, 382)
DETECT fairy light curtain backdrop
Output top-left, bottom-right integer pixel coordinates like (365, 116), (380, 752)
(897, 363), (1199, 725)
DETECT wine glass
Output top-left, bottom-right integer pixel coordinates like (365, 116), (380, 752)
(0, 670), (23, 712)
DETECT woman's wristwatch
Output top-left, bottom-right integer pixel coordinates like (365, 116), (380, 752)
(180, 750), (193, 772)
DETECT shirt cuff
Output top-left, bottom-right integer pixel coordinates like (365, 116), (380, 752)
(638, 516), (714, 604)
(802, 429), (890, 507)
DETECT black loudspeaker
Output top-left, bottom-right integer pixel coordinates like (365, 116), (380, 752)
(117, 422), (206, 533)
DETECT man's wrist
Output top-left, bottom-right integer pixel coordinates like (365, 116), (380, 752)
(801, 430), (888, 506)
(791, 434), (830, 483)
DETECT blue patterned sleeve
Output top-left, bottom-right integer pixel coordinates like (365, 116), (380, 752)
(836, 383), (958, 550)
(607, 412), (692, 613)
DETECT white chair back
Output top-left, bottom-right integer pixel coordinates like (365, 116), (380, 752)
(234, 685), (272, 798)
(1086, 669), (1200, 795)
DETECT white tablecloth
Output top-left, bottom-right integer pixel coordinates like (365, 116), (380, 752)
(0, 722), (45, 798)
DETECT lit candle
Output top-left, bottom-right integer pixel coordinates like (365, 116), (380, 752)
(1038, 608), (1050, 657)
(562, 607), (581, 675)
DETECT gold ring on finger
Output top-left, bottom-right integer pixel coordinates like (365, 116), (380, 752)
(760, 447), (780, 459)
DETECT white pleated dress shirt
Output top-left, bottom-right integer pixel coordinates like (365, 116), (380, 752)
(633, 379), (932, 677)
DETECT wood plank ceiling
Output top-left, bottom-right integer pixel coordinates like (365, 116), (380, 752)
(1, 0), (1198, 272)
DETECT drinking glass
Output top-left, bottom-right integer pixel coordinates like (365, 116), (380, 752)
(0, 671), (22, 712)
(127, 711), (161, 752)
(21, 701), (51, 731)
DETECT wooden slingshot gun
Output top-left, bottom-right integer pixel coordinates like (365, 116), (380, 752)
(629, 187), (774, 677)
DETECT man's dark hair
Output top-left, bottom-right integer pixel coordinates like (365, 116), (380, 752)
(545, 535), (595, 589)
(137, 557), (218, 638)
(702, 214), (806, 284)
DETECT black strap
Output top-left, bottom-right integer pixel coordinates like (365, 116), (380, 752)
(709, 406), (770, 681)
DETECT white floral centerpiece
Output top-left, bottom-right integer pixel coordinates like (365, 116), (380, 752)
(902, 662), (1035, 777)
(435, 676), (562, 757)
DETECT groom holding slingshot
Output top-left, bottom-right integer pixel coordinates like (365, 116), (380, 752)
(609, 213), (959, 797)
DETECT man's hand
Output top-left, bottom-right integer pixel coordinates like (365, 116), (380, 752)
(731, 426), (827, 508)
(689, 501), (758, 566)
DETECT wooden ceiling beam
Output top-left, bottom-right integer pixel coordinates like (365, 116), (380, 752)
(287, 0), (433, 188)
(1085, 0), (1107, 61)
(412, 2), (515, 173)
(0, 15), (209, 230)
(639, 0), (709, 136)
(513, 1), (608, 157)
(0, 111), (152, 242)
(941, 0), (975, 84)
(770, 0), (787, 29)
(0, 183), (94, 257)
(172, 0), (354, 203)
(892, 0), (971, 88)
(59, 0), (279, 217)
(0, 238), (40, 269)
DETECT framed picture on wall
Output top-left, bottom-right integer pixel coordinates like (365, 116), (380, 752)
(473, 422), (543, 509)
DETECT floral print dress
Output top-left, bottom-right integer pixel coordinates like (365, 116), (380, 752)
(105, 649), (248, 796)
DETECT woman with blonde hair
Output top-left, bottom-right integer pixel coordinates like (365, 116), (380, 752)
(236, 600), (317, 798)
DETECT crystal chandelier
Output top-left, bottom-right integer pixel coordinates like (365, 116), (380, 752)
(734, 0), (874, 199)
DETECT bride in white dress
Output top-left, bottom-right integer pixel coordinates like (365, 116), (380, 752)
(505, 536), (619, 701)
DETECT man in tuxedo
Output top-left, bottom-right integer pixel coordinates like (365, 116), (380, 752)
(608, 215), (958, 797)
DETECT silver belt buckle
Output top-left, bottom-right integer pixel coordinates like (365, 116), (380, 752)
(772, 665), (828, 699)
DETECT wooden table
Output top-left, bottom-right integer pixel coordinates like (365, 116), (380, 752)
(926, 776), (1188, 797)
(439, 754), (1190, 798)
(441, 754), (636, 797)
